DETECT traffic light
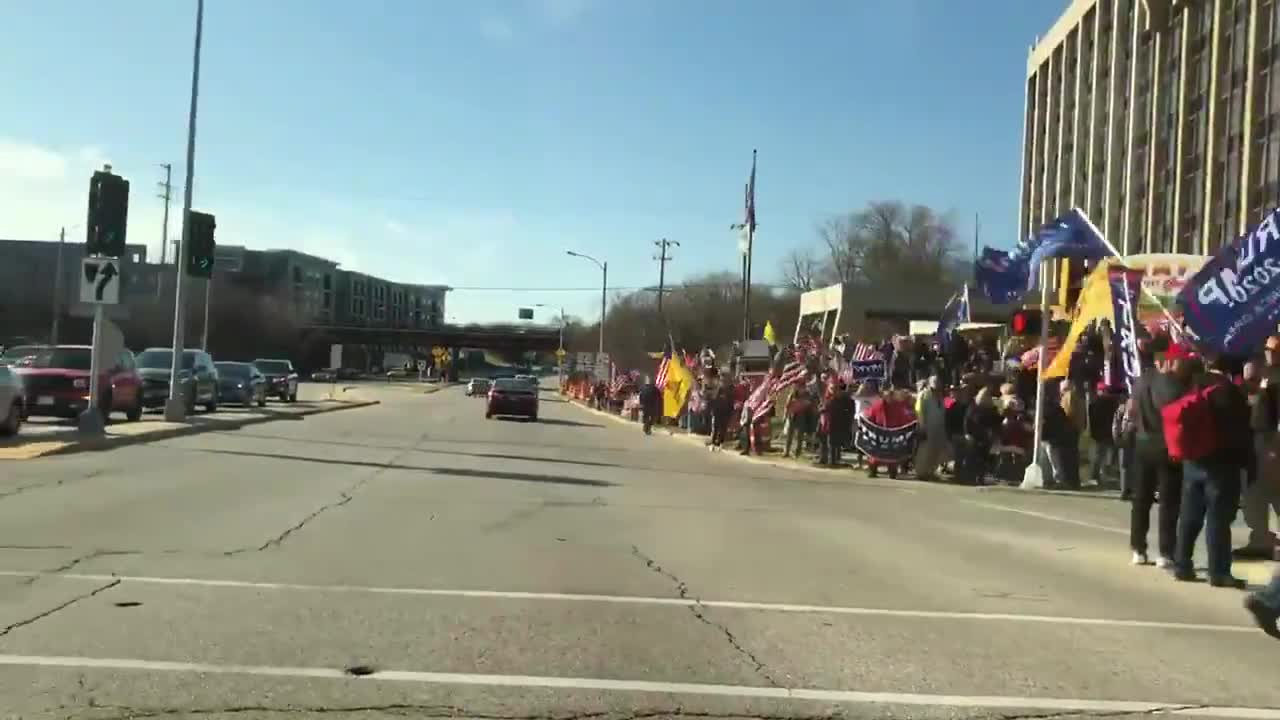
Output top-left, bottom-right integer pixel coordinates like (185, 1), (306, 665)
(1010, 309), (1043, 337)
(86, 170), (130, 256)
(185, 210), (216, 278)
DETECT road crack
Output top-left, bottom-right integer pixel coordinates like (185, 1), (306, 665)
(631, 546), (781, 688)
(996, 704), (1212, 720)
(0, 579), (119, 639)
(222, 438), (426, 556)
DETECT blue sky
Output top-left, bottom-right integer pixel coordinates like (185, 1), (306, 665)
(0, 0), (1063, 324)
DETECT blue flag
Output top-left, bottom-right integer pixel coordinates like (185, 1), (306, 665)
(973, 208), (1112, 304)
(1178, 208), (1280, 355)
(936, 285), (971, 348)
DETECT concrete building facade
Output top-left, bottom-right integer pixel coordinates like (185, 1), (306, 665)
(1021, 0), (1280, 255)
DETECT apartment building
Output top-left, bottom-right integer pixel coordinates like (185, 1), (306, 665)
(1020, 0), (1280, 255)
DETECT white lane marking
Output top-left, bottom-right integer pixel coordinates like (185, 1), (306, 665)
(959, 499), (1128, 535)
(0, 570), (1253, 634)
(0, 653), (1268, 717)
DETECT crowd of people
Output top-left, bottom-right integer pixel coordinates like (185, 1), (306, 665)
(563, 321), (1280, 636)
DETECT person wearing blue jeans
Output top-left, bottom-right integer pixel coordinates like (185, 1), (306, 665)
(1172, 458), (1243, 586)
(1246, 569), (1280, 637)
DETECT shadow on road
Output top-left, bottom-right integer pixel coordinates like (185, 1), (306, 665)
(524, 417), (603, 428)
(210, 432), (622, 468)
(187, 447), (617, 488)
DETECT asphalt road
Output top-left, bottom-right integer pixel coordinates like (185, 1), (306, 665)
(0, 380), (1276, 720)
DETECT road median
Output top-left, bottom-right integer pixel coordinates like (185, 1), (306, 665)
(0, 396), (380, 461)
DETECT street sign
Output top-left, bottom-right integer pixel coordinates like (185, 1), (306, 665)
(80, 258), (120, 305)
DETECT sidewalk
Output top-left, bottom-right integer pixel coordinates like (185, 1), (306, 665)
(0, 385), (379, 460)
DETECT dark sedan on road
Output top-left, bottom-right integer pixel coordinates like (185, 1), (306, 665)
(253, 358), (298, 402)
(136, 348), (219, 413)
(486, 377), (538, 421)
(215, 362), (268, 407)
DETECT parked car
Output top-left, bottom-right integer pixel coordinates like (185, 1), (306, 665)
(135, 348), (219, 412)
(466, 378), (492, 396)
(12, 345), (144, 422)
(0, 365), (24, 435)
(253, 359), (298, 402)
(215, 362), (268, 407)
(486, 377), (538, 421)
(310, 368), (337, 383)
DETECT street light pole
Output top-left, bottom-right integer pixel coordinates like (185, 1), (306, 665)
(566, 250), (607, 355)
(50, 226), (65, 344)
(164, 0), (204, 422)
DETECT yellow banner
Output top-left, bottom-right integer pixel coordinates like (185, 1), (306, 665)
(662, 357), (695, 418)
(1043, 260), (1115, 379)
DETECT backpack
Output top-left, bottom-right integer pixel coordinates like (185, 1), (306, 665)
(1160, 385), (1222, 462)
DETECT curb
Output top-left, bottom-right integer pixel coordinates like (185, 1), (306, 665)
(975, 484), (1125, 502)
(8, 399), (381, 460)
(564, 397), (875, 481)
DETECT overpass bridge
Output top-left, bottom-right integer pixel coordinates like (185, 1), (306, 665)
(294, 322), (561, 370)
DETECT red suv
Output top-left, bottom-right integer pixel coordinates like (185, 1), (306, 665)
(485, 377), (539, 421)
(14, 345), (144, 422)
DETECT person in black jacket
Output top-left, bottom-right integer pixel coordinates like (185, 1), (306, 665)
(1128, 349), (1189, 567)
(1171, 353), (1250, 587)
(637, 378), (661, 435)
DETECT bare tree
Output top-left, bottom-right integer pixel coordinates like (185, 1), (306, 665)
(780, 247), (821, 292)
(817, 214), (865, 286)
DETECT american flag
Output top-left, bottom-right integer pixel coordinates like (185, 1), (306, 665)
(655, 350), (672, 390)
(729, 150), (758, 242)
(745, 375), (775, 422)
(850, 343), (881, 361)
(775, 348), (810, 390)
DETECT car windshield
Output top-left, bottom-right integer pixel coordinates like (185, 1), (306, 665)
(0, 345), (46, 365)
(136, 350), (197, 370)
(26, 347), (92, 371)
(216, 363), (251, 378)
(254, 360), (291, 374)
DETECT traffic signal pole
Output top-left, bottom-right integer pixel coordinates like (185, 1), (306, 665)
(201, 278), (211, 350)
(164, 0), (204, 423)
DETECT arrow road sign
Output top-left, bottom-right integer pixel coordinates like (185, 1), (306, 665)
(80, 258), (121, 305)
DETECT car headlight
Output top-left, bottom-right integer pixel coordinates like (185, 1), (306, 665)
(73, 378), (88, 390)
(236, 382), (244, 389)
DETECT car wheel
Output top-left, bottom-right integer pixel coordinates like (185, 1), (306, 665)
(485, 411), (493, 419)
(126, 395), (143, 422)
(288, 389), (298, 403)
(257, 391), (267, 408)
(185, 388), (196, 414)
(528, 414), (537, 422)
(243, 391), (254, 408)
(0, 401), (21, 436)
(205, 395), (218, 412)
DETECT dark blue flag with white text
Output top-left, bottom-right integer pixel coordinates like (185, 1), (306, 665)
(1105, 266), (1145, 394)
(973, 208), (1112, 304)
(1178, 208), (1280, 355)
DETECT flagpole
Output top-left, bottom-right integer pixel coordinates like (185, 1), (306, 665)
(1023, 260), (1051, 489)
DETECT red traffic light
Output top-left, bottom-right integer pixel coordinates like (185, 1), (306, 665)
(1011, 310), (1041, 336)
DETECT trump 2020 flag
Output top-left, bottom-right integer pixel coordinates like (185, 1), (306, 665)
(1178, 208), (1280, 355)
(1107, 266), (1145, 393)
(975, 247), (1026, 304)
(936, 285), (971, 348)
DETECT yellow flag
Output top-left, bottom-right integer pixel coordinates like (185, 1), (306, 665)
(1043, 260), (1115, 379)
(763, 320), (778, 347)
(662, 357), (695, 418)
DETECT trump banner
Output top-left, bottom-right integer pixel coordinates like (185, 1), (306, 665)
(1178, 208), (1280, 355)
(1106, 266), (1145, 393)
(854, 417), (918, 464)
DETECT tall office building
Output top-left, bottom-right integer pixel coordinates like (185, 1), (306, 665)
(1020, 0), (1280, 256)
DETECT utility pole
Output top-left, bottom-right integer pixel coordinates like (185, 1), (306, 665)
(50, 227), (65, 344)
(653, 238), (679, 315)
(158, 164), (173, 265)
(164, 0), (205, 423)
